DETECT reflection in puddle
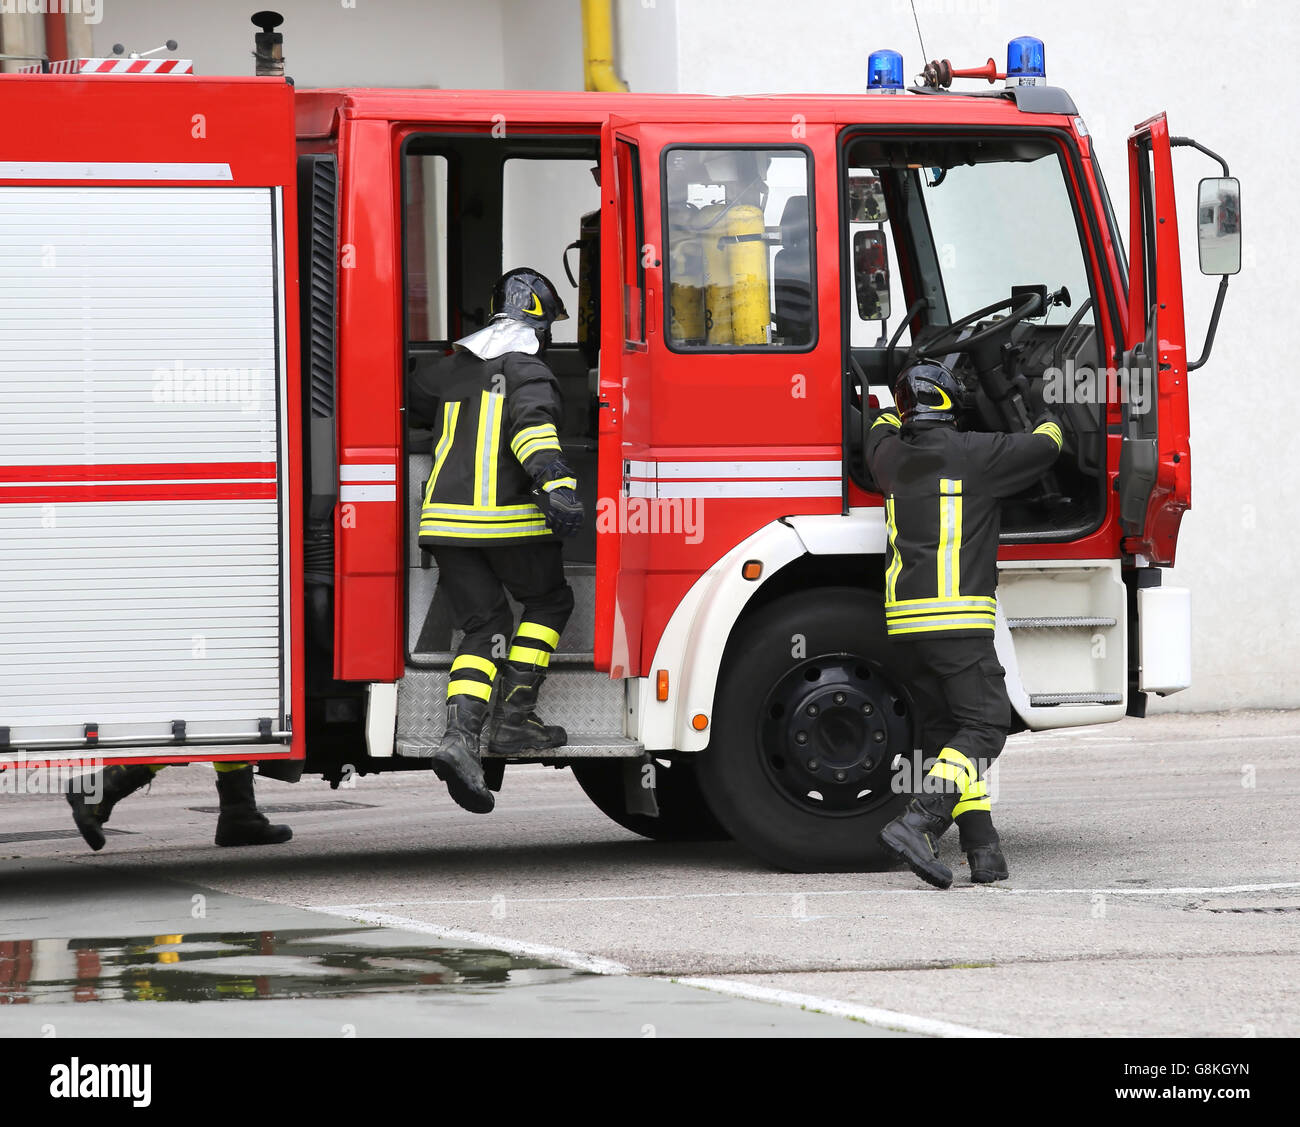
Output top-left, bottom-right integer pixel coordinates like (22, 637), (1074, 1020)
(0, 928), (577, 1004)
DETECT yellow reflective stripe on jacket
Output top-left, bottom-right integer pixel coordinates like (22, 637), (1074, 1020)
(474, 391), (504, 507)
(542, 477), (577, 492)
(1034, 421), (1063, 449)
(516, 621), (561, 648)
(886, 615), (995, 635)
(511, 423), (561, 463)
(884, 496), (902, 605)
(424, 401), (461, 506)
(422, 502), (543, 520)
(872, 412), (901, 429)
(420, 522), (552, 539)
(508, 645), (551, 668)
(886, 595), (995, 613)
(937, 478), (963, 598)
(450, 654), (497, 680)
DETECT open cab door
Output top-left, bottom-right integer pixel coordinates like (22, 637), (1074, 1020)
(593, 116), (651, 677)
(1118, 112), (1191, 565)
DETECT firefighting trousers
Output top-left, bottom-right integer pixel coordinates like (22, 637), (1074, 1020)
(901, 634), (1011, 848)
(431, 543), (575, 704)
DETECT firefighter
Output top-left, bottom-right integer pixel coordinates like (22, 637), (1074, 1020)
(865, 361), (1063, 889)
(66, 762), (292, 851)
(407, 267), (583, 814)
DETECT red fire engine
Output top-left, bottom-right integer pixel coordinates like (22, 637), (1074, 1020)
(0, 27), (1238, 870)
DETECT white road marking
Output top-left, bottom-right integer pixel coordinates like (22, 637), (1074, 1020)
(306, 905), (1004, 1037)
(669, 978), (1010, 1038)
(314, 879), (1300, 911)
(309, 906), (631, 976)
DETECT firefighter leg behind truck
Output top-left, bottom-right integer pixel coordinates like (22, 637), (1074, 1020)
(66, 763), (292, 851)
(425, 542), (575, 813)
(880, 636), (1011, 888)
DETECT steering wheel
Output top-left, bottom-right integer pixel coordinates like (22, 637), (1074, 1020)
(911, 291), (1047, 358)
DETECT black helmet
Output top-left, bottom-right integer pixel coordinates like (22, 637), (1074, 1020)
(491, 267), (569, 330)
(895, 361), (963, 426)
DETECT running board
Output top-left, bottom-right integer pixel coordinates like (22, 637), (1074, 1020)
(396, 736), (644, 760)
(1028, 692), (1124, 706)
(1007, 616), (1118, 629)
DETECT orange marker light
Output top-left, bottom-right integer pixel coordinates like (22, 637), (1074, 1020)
(656, 670), (669, 701)
(742, 560), (762, 581)
(692, 713), (709, 731)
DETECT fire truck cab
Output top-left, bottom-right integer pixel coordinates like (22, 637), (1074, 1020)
(0, 37), (1238, 871)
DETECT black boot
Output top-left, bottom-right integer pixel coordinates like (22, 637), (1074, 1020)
(66, 765), (156, 851)
(431, 696), (495, 813)
(486, 665), (566, 755)
(965, 840), (1009, 884)
(214, 766), (292, 847)
(879, 796), (957, 890)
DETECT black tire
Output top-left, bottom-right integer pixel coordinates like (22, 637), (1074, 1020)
(571, 756), (731, 842)
(696, 587), (912, 872)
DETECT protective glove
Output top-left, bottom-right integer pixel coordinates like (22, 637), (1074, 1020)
(531, 458), (584, 537)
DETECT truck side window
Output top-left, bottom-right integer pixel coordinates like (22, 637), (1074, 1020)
(404, 154), (448, 341)
(615, 139), (645, 344)
(664, 147), (814, 349)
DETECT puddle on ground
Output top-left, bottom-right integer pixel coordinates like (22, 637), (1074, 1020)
(0, 928), (579, 1004)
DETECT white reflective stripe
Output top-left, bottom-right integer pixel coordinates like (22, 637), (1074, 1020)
(339, 464), (396, 482)
(654, 460), (841, 480)
(626, 460), (656, 478)
(627, 480), (657, 499)
(0, 162), (232, 181)
(657, 480), (841, 499)
(340, 485), (396, 502)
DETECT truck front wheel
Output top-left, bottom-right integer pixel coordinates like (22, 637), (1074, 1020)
(571, 756), (731, 842)
(696, 588), (912, 872)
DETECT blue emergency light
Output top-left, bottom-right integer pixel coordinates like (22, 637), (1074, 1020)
(1006, 36), (1046, 87)
(867, 49), (904, 94)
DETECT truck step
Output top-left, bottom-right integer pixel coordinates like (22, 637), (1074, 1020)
(396, 666), (626, 746)
(396, 736), (644, 760)
(1007, 616), (1118, 629)
(1028, 692), (1124, 706)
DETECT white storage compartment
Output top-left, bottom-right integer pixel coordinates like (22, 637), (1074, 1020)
(0, 187), (291, 753)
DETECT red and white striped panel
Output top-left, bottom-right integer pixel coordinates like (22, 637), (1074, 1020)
(17, 58), (194, 75)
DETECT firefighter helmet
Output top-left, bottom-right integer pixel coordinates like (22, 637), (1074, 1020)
(491, 268), (570, 330)
(895, 361), (963, 426)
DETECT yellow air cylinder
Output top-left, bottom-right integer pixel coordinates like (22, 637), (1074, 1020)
(668, 204), (705, 345)
(725, 204), (770, 345)
(696, 203), (733, 345)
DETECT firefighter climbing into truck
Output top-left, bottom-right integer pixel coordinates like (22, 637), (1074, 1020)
(0, 13), (1239, 873)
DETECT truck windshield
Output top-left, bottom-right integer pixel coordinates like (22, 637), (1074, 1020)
(919, 152), (1095, 328)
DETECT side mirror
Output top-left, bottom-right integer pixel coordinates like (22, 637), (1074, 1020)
(1197, 177), (1241, 276)
(853, 230), (891, 321)
(847, 174), (888, 222)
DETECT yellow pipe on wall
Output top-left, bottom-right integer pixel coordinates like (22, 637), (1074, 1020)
(581, 0), (629, 92)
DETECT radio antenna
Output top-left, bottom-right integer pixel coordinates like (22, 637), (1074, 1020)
(909, 0), (929, 67)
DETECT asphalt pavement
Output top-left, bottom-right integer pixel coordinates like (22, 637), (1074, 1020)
(1, 710), (1297, 1037)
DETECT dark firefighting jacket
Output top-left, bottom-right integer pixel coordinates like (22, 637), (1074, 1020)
(864, 412), (1063, 638)
(408, 348), (573, 547)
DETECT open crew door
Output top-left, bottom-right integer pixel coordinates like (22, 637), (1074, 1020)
(594, 117), (651, 677)
(1118, 112), (1191, 565)
(0, 187), (295, 765)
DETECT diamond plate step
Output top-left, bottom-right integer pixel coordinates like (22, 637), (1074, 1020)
(396, 735), (644, 760)
(396, 667), (627, 746)
(1007, 616), (1118, 629)
(1029, 692), (1124, 706)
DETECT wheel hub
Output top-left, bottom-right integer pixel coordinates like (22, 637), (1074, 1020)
(759, 655), (910, 816)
